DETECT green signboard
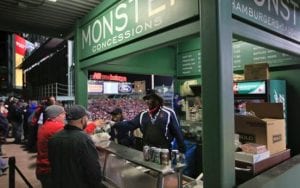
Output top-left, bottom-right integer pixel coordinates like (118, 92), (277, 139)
(79, 0), (198, 60)
(233, 41), (300, 70)
(232, 0), (300, 43)
(177, 41), (300, 76)
(177, 50), (201, 77)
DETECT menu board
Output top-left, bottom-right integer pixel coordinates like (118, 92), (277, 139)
(177, 41), (300, 77)
(177, 50), (201, 77)
(233, 41), (300, 70)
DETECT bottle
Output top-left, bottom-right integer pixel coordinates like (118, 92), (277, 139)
(160, 149), (170, 165)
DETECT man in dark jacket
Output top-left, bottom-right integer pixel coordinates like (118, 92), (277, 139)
(48, 105), (105, 188)
(109, 108), (135, 147)
(114, 91), (186, 154)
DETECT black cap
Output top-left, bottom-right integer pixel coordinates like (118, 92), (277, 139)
(66, 105), (89, 120)
(143, 90), (164, 105)
(109, 108), (122, 115)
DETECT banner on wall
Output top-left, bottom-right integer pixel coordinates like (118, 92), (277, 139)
(15, 34), (26, 88)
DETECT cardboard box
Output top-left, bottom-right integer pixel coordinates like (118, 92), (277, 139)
(235, 150), (270, 164)
(244, 63), (269, 80)
(240, 143), (267, 154)
(235, 103), (286, 155)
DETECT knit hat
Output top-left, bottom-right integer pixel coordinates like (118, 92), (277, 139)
(143, 90), (164, 105)
(66, 105), (89, 120)
(45, 105), (65, 119)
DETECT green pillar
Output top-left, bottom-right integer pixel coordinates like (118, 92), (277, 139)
(201, 0), (235, 187)
(75, 24), (88, 107)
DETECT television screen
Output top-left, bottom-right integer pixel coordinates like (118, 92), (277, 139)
(104, 82), (119, 94)
(118, 82), (132, 93)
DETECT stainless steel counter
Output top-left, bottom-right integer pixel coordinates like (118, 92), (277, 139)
(96, 141), (186, 188)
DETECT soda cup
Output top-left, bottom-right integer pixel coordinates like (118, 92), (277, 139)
(154, 148), (161, 164)
(143, 145), (150, 161)
(160, 149), (170, 165)
(150, 147), (156, 162)
(171, 149), (179, 166)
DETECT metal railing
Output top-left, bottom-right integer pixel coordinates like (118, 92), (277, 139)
(9, 157), (33, 188)
(32, 82), (74, 100)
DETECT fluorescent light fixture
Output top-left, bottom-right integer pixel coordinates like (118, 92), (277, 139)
(48, 0), (57, 2)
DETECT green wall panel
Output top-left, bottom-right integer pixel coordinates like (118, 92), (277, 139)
(177, 37), (201, 53)
(88, 47), (176, 76)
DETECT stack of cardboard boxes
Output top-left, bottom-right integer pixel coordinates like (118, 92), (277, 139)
(235, 63), (287, 163)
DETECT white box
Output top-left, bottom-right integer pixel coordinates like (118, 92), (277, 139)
(235, 150), (270, 164)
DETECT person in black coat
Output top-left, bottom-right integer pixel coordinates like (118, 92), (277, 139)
(48, 105), (105, 188)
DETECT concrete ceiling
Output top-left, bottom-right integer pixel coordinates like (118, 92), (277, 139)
(0, 0), (102, 38)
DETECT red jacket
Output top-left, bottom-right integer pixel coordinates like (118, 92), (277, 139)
(36, 120), (64, 175)
(84, 122), (97, 135)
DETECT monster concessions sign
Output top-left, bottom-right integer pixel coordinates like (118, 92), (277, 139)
(79, 0), (198, 60)
(232, 0), (300, 43)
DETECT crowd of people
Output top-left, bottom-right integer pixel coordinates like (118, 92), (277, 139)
(88, 96), (148, 121)
(0, 91), (186, 187)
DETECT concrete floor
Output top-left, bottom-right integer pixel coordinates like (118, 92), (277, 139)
(0, 141), (41, 188)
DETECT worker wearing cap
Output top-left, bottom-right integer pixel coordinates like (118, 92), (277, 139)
(48, 105), (105, 188)
(113, 91), (186, 154)
(109, 108), (135, 147)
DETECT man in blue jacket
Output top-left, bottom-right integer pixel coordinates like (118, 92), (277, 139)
(114, 91), (186, 154)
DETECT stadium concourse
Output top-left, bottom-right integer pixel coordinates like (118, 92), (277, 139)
(0, 139), (41, 188)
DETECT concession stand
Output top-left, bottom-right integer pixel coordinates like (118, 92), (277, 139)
(74, 0), (300, 187)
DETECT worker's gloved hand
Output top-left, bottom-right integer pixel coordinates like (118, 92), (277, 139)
(178, 153), (185, 164)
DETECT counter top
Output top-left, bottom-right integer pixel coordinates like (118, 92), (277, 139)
(96, 141), (185, 175)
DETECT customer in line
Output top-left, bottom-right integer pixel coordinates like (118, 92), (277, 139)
(109, 108), (135, 147)
(36, 105), (65, 188)
(48, 105), (105, 188)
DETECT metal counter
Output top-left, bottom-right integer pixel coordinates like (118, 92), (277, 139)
(96, 141), (186, 188)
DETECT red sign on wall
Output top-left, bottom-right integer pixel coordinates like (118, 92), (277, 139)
(15, 35), (26, 56)
(92, 72), (127, 82)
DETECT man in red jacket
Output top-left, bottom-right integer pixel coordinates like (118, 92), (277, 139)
(36, 105), (65, 188)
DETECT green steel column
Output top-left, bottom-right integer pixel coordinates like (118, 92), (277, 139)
(75, 23), (88, 107)
(201, 0), (235, 187)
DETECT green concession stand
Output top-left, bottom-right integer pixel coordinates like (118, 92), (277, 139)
(74, 0), (300, 187)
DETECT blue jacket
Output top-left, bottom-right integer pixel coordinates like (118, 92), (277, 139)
(115, 106), (186, 153)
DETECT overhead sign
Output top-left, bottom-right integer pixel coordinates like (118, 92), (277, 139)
(232, 0), (300, 43)
(91, 72), (127, 82)
(233, 41), (300, 70)
(79, 0), (198, 60)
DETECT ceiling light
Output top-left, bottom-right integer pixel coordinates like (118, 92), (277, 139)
(48, 0), (57, 2)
